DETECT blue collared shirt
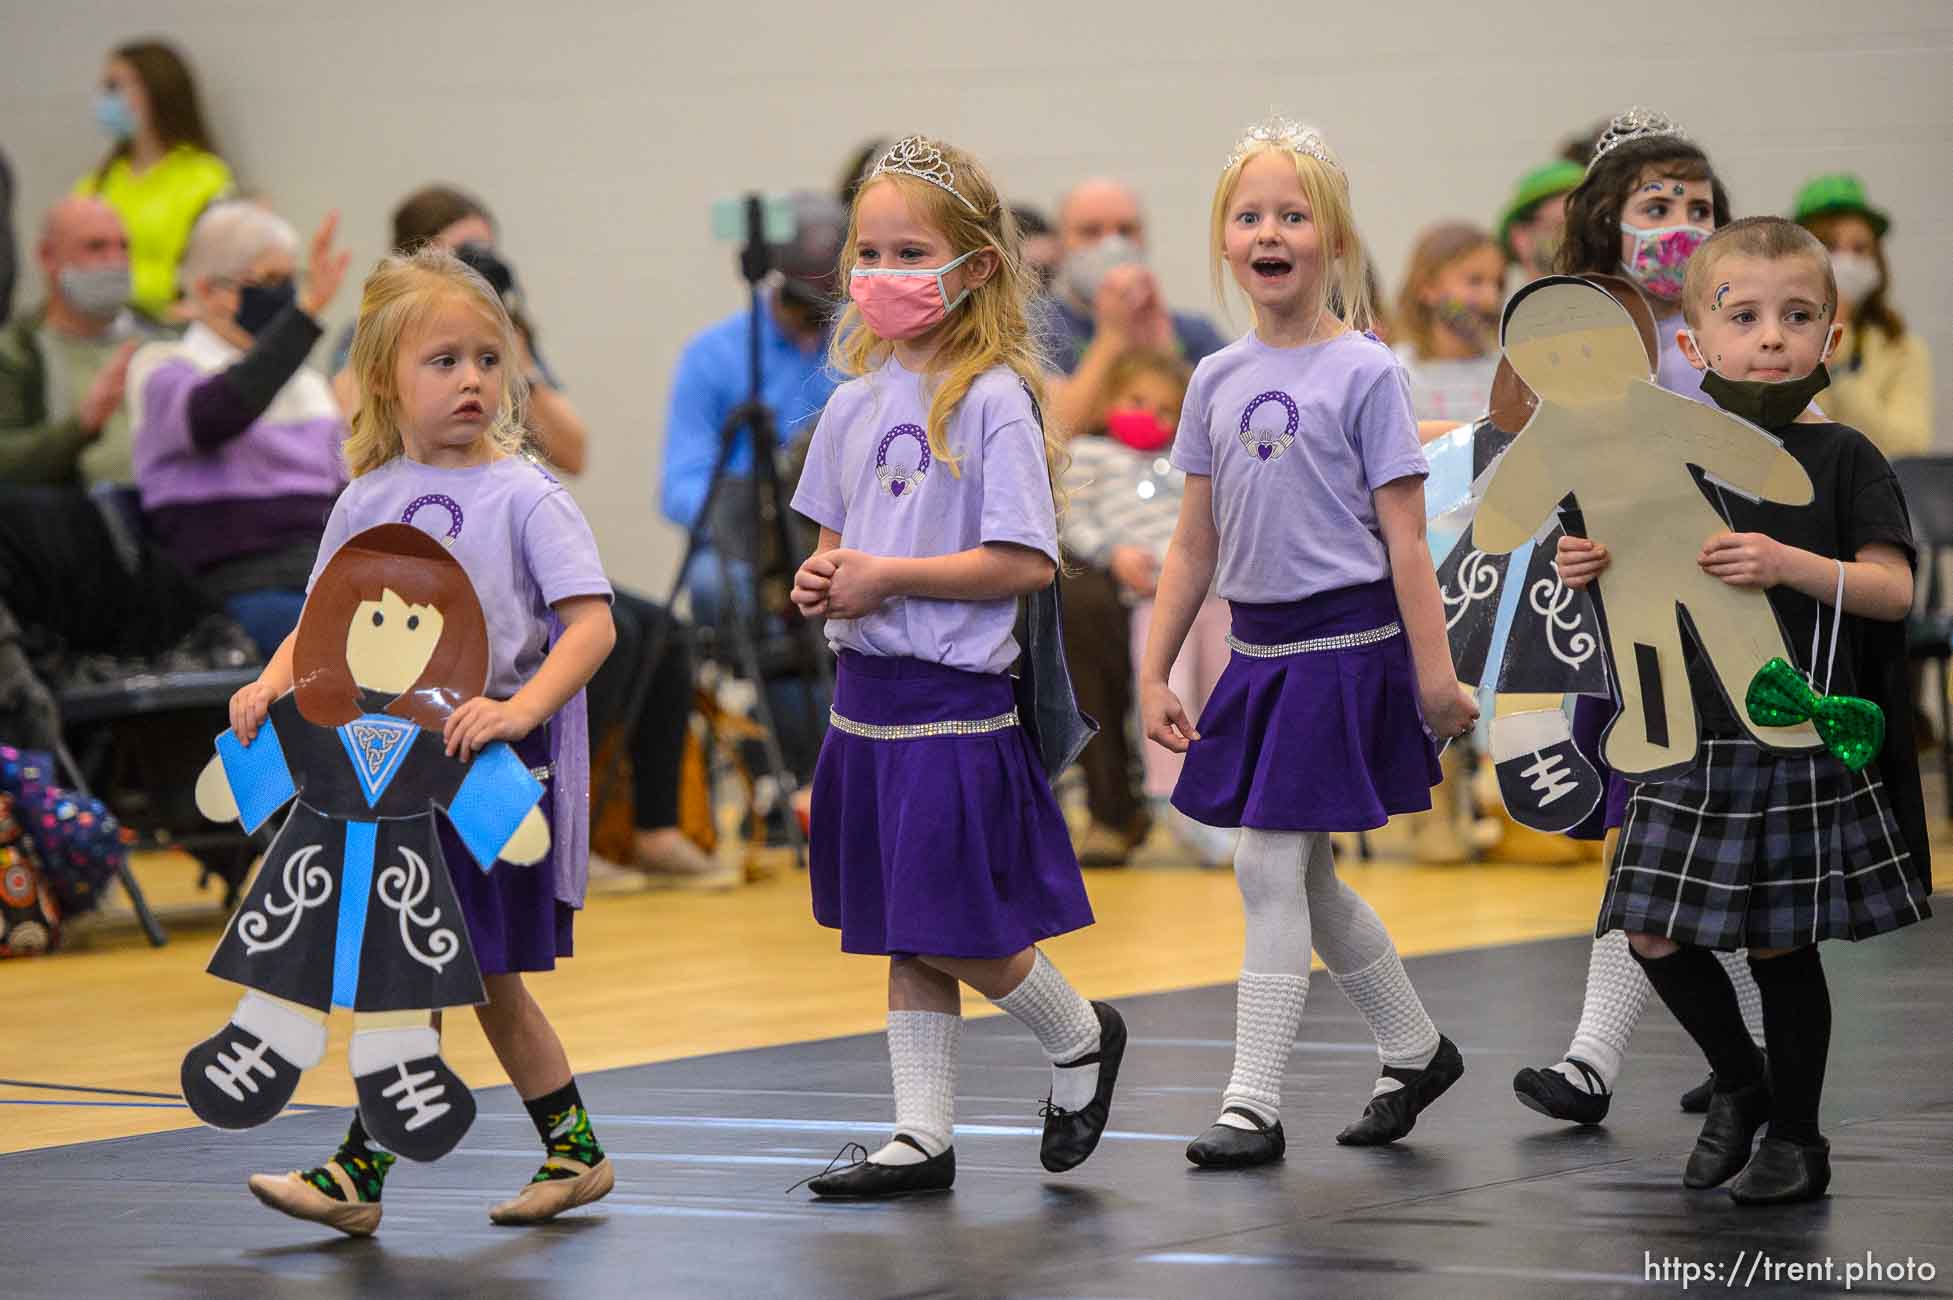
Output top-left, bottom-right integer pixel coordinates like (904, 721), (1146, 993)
(659, 294), (839, 528)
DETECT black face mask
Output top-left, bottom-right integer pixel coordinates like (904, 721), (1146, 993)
(235, 279), (297, 335)
(1700, 362), (1831, 429)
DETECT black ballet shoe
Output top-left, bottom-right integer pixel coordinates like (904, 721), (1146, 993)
(1728, 1136), (1831, 1205)
(1679, 1071), (1716, 1114)
(354, 1055), (477, 1163)
(801, 1137), (955, 1199)
(1039, 1001), (1127, 1173)
(1337, 1035), (1464, 1146)
(1186, 1106), (1286, 1168)
(1512, 1057), (1611, 1126)
(1682, 1079), (1770, 1189)
(181, 1022), (306, 1130)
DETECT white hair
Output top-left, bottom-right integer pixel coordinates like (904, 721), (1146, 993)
(180, 200), (300, 292)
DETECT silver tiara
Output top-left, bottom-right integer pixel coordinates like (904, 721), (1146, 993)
(1588, 106), (1691, 172)
(871, 136), (980, 214)
(1223, 115), (1341, 174)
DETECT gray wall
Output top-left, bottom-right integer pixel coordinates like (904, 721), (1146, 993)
(7, 1), (1949, 592)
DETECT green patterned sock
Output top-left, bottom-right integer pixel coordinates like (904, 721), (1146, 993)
(524, 1079), (605, 1183)
(300, 1117), (396, 1203)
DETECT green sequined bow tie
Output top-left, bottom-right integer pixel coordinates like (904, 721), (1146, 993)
(1745, 657), (1885, 772)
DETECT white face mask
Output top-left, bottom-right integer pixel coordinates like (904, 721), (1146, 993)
(1062, 235), (1142, 308)
(1829, 251), (1882, 306)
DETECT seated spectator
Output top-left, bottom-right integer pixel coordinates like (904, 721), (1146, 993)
(330, 185), (587, 474)
(1794, 173), (1933, 460)
(129, 201), (348, 655)
(1392, 222), (1506, 427)
(0, 196), (143, 486)
(1012, 202), (1060, 295)
(1, 147), (15, 324)
(1498, 160), (1583, 285)
(1061, 349), (1234, 867)
(1039, 177), (1229, 435)
(74, 40), (233, 327)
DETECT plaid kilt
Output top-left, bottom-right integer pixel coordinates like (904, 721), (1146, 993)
(1598, 738), (1931, 951)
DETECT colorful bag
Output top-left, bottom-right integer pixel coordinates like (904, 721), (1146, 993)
(0, 745), (131, 915)
(0, 795), (60, 956)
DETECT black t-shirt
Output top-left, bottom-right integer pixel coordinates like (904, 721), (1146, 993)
(1683, 420), (1928, 875)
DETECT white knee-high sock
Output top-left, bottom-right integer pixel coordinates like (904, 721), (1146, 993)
(1304, 834), (1440, 1088)
(991, 949), (1101, 1112)
(1219, 828), (1316, 1129)
(1556, 930), (1651, 1093)
(1718, 948), (1767, 1048)
(871, 1010), (959, 1165)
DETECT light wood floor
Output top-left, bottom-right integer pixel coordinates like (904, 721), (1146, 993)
(2, 834), (1617, 1155)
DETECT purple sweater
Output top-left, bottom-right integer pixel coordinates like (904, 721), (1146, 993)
(129, 317), (346, 572)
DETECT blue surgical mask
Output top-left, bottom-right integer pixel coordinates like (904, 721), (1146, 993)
(93, 90), (136, 141)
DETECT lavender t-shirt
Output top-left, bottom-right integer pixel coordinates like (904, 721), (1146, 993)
(791, 359), (1058, 675)
(308, 454), (612, 697)
(1172, 329), (1426, 604)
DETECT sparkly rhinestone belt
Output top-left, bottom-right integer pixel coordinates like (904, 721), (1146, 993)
(827, 708), (1020, 741)
(1224, 620), (1402, 658)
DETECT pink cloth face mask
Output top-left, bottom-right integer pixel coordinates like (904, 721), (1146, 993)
(849, 250), (977, 339)
(1105, 406), (1175, 453)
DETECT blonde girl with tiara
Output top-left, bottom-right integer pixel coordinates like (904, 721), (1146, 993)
(228, 247), (617, 1233)
(788, 135), (1123, 1199)
(1140, 117), (1477, 1168)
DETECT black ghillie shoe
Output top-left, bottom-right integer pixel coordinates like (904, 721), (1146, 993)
(798, 1137), (955, 1199)
(1512, 1057), (1610, 1126)
(1186, 1106), (1285, 1168)
(1336, 1035), (1464, 1146)
(1039, 1001), (1127, 1173)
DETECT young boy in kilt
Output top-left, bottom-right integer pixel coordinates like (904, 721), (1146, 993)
(1554, 216), (1931, 1205)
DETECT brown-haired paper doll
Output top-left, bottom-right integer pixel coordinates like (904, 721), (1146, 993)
(1471, 277), (1822, 780)
(181, 524), (547, 1162)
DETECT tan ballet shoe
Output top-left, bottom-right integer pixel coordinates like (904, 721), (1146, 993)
(488, 1157), (615, 1225)
(247, 1169), (381, 1237)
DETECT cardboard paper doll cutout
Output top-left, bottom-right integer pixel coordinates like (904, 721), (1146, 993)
(1471, 278), (1821, 781)
(181, 524), (547, 1162)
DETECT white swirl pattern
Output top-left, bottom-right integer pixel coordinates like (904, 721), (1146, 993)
(238, 844), (333, 955)
(1528, 574), (1598, 668)
(376, 847), (460, 973)
(1442, 550), (1500, 631)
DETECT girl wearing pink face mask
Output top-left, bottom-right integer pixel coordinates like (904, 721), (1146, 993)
(787, 136), (1122, 1200)
(1060, 351), (1235, 866)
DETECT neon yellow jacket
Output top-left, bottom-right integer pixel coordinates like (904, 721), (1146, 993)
(75, 146), (234, 322)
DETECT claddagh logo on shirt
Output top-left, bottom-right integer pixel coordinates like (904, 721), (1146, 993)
(1236, 391), (1300, 463)
(875, 424), (931, 500)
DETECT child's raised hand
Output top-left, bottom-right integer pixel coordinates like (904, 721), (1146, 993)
(443, 696), (539, 760)
(1421, 680), (1480, 743)
(228, 680), (279, 745)
(1141, 679), (1199, 753)
(818, 549), (890, 620)
(298, 210), (352, 318)
(1554, 535), (1610, 590)
(792, 552), (837, 618)
(1699, 531), (1785, 589)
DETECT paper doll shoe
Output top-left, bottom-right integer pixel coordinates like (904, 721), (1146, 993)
(182, 1023), (308, 1130)
(351, 1026), (476, 1162)
(1491, 710), (1603, 835)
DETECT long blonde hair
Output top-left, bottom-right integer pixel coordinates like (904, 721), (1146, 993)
(829, 138), (1065, 508)
(342, 248), (530, 478)
(1208, 137), (1376, 335)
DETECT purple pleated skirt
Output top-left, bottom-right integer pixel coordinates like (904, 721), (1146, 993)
(1171, 579), (1442, 832)
(809, 652), (1093, 959)
(442, 728), (575, 976)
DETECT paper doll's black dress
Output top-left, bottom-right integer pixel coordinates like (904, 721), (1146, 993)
(207, 689), (541, 1013)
